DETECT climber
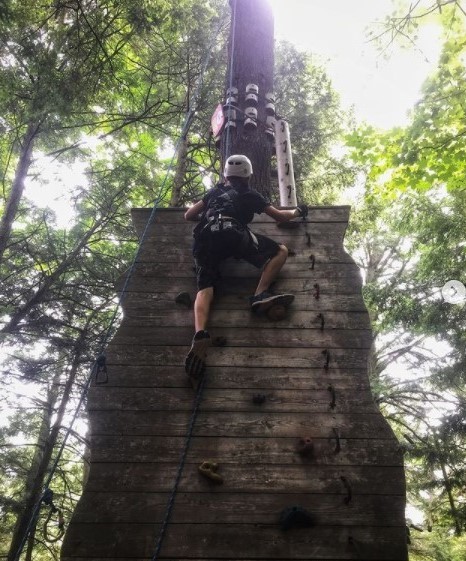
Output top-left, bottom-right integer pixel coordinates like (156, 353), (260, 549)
(184, 154), (308, 382)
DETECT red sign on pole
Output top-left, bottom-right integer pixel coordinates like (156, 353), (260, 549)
(211, 103), (225, 137)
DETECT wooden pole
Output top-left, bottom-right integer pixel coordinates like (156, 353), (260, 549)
(221, 0), (275, 198)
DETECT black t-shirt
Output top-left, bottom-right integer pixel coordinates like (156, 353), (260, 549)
(202, 183), (270, 226)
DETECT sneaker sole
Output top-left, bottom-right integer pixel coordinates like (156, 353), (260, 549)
(251, 293), (295, 314)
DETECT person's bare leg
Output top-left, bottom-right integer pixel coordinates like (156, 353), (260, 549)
(194, 286), (214, 332)
(254, 245), (288, 295)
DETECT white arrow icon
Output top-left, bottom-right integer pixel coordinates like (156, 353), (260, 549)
(441, 280), (466, 304)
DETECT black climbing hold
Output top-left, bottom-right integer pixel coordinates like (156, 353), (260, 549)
(317, 313), (325, 331)
(175, 292), (192, 308)
(313, 283), (320, 300)
(305, 232), (311, 247)
(322, 349), (331, 370)
(340, 476), (352, 505)
(309, 254), (315, 269)
(328, 384), (336, 409)
(252, 393), (266, 405)
(332, 428), (341, 454)
(297, 437), (314, 457)
(279, 506), (315, 531)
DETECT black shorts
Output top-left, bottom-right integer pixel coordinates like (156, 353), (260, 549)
(193, 229), (280, 291)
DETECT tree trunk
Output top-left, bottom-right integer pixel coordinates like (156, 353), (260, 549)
(7, 368), (60, 561)
(0, 121), (41, 263)
(7, 335), (87, 561)
(435, 438), (462, 536)
(221, 0), (274, 198)
(170, 137), (188, 206)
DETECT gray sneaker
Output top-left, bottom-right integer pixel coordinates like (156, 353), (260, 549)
(250, 291), (294, 315)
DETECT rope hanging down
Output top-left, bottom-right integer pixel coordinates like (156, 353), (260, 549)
(12, 7), (229, 561)
(151, 376), (206, 560)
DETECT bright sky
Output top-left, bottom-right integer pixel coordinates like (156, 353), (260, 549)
(269, 0), (441, 128)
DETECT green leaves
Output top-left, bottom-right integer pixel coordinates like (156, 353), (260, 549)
(346, 9), (466, 543)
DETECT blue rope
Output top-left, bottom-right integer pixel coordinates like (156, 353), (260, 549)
(151, 377), (206, 560)
(12, 6), (229, 561)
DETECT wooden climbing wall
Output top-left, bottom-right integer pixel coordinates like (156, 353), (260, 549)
(61, 206), (408, 561)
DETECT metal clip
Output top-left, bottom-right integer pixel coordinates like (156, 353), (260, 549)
(94, 355), (108, 385)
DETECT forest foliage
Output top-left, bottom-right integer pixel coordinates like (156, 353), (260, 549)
(0, 1), (465, 560)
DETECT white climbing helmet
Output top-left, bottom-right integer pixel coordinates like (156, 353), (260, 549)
(224, 154), (253, 178)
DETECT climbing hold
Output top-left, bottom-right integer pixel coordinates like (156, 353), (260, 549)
(340, 476), (352, 505)
(244, 107), (258, 130)
(265, 92), (276, 116)
(309, 254), (315, 270)
(322, 349), (331, 371)
(296, 437), (314, 457)
(265, 115), (276, 140)
(332, 428), (341, 453)
(224, 107), (237, 123)
(267, 304), (287, 321)
(348, 535), (364, 557)
(279, 506), (315, 531)
(317, 313), (325, 331)
(198, 461), (223, 484)
(175, 292), (192, 308)
(306, 232), (311, 247)
(252, 393), (266, 404)
(327, 384), (336, 409)
(313, 283), (320, 300)
(245, 83), (259, 106)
